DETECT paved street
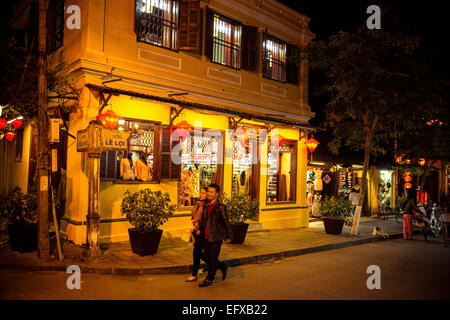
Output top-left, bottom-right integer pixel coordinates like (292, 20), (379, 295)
(1, 237), (449, 300)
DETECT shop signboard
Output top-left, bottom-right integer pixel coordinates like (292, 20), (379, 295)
(102, 129), (128, 151)
(77, 127), (129, 153)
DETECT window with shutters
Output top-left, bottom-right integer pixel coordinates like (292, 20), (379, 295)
(135, 0), (179, 50)
(100, 119), (160, 182)
(206, 10), (242, 69)
(262, 34), (287, 82)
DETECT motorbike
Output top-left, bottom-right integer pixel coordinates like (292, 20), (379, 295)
(414, 204), (444, 241)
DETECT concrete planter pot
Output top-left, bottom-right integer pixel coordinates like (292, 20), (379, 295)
(322, 218), (345, 235)
(128, 228), (163, 256)
(8, 222), (38, 253)
(230, 223), (249, 244)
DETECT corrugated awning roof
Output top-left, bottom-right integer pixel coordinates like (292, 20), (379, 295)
(86, 84), (321, 131)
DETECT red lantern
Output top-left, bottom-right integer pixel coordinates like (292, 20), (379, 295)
(96, 110), (121, 129)
(271, 134), (286, 149)
(405, 159), (411, 165)
(404, 176), (412, 182)
(235, 128), (247, 147)
(0, 118), (6, 130)
(395, 156), (404, 164)
(5, 132), (15, 141)
(12, 119), (22, 129)
(418, 158), (425, 166)
(305, 138), (319, 153)
(404, 182), (412, 189)
(172, 120), (193, 141)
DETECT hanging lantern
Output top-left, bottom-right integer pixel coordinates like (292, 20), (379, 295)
(235, 128), (247, 147)
(395, 155), (404, 164)
(271, 133), (286, 149)
(5, 132), (15, 141)
(404, 176), (412, 182)
(405, 159), (411, 165)
(0, 134), (4, 140)
(0, 118), (6, 130)
(96, 110), (121, 129)
(418, 158), (425, 166)
(12, 119), (22, 129)
(305, 138), (320, 153)
(172, 120), (193, 142)
(404, 182), (412, 189)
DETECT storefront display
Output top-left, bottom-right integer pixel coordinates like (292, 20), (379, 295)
(266, 139), (297, 202)
(178, 132), (220, 207)
(378, 170), (393, 208)
(232, 137), (254, 196)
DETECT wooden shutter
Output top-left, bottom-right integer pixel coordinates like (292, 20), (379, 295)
(178, 0), (202, 51)
(160, 125), (181, 180)
(286, 44), (300, 84)
(204, 6), (214, 59)
(241, 25), (258, 71)
(100, 150), (118, 180)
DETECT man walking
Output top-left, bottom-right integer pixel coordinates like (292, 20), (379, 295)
(198, 184), (232, 287)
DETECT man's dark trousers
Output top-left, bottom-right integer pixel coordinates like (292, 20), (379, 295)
(204, 239), (225, 281)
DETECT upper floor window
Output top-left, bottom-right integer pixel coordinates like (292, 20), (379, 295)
(135, 0), (179, 50)
(263, 34), (286, 82)
(47, 0), (65, 53)
(210, 12), (242, 69)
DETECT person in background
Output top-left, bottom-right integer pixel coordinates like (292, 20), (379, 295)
(198, 184), (232, 287)
(135, 153), (151, 181)
(403, 190), (422, 240)
(120, 152), (135, 180)
(185, 186), (209, 282)
(349, 188), (359, 217)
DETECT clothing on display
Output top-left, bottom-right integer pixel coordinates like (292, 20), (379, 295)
(312, 194), (321, 217)
(189, 165), (200, 198)
(314, 169), (323, 191)
(120, 158), (135, 180)
(135, 159), (151, 181)
(236, 170), (250, 195)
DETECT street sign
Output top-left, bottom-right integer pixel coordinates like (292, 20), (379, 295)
(77, 129), (89, 152)
(102, 129), (128, 151)
(77, 126), (129, 153)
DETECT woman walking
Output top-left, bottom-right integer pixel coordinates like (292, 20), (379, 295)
(185, 187), (209, 282)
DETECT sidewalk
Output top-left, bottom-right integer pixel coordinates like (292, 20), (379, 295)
(0, 217), (419, 275)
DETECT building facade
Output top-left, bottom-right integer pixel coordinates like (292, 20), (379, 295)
(4, 0), (317, 245)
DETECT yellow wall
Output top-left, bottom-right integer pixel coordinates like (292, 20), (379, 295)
(52, 0), (314, 244)
(0, 123), (32, 195)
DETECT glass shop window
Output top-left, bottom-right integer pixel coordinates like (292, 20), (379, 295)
(177, 130), (223, 207)
(100, 120), (156, 182)
(135, 0), (179, 50)
(266, 139), (297, 203)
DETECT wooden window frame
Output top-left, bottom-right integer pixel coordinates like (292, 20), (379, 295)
(266, 138), (297, 205)
(262, 33), (287, 83)
(100, 118), (162, 183)
(135, 0), (180, 51)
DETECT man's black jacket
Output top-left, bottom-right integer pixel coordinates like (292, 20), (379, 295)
(199, 199), (233, 242)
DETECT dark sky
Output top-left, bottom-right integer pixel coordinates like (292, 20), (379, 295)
(278, 0), (449, 124)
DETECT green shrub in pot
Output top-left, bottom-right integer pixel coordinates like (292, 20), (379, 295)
(221, 193), (259, 224)
(121, 189), (176, 232)
(320, 196), (353, 226)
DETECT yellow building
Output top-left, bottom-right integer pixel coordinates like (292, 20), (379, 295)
(5, 0), (317, 245)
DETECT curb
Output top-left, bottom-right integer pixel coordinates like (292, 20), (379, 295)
(0, 231), (421, 275)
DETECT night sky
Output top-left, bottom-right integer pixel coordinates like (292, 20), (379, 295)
(278, 0), (449, 124)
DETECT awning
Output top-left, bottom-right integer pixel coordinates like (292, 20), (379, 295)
(86, 84), (321, 132)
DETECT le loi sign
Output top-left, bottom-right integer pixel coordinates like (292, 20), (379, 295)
(77, 125), (129, 153)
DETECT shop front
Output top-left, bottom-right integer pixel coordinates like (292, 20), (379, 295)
(61, 86), (312, 245)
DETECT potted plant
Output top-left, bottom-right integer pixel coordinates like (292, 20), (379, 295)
(121, 189), (176, 256)
(2, 187), (38, 252)
(221, 193), (259, 244)
(319, 196), (353, 235)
